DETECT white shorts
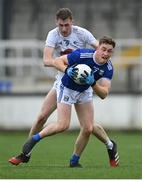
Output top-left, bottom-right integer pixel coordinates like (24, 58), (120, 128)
(52, 79), (58, 90)
(52, 72), (63, 90)
(56, 81), (93, 105)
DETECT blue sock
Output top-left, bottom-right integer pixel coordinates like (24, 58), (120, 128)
(32, 133), (41, 142)
(70, 154), (80, 165)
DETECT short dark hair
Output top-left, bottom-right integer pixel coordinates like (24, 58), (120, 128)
(56, 8), (73, 20)
(99, 36), (116, 48)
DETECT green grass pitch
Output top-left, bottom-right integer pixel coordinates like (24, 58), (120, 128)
(0, 130), (142, 179)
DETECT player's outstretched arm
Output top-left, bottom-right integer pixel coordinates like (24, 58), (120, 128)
(92, 79), (111, 99)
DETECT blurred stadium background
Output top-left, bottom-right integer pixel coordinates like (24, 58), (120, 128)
(0, 0), (142, 130)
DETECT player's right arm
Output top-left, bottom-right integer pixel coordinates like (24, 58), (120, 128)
(92, 79), (111, 99)
(53, 55), (68, 72)
(43, 29), (58, 67)
(43, 47), (55, 67)
(53, 50), (80, 79)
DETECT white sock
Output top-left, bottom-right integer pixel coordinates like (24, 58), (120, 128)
(105, 139), (113, 150)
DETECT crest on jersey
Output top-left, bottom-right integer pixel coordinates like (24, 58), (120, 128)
(107, 61), (113, 71)
(63, 95), (69, 102)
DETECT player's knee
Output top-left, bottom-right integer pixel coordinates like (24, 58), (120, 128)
(58, 123), (70, 132)
(62, 123), (70, 131)
(82, 125), (93, 136)
(37, 113), (47, 124)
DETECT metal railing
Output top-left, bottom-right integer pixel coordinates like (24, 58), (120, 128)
(0, 39), (142, 93)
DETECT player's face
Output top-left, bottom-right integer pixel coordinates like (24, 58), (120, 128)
(56, 18), (73, 37)
(95, 43), (114, 64)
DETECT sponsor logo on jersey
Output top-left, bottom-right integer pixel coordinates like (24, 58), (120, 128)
(73, 41), (81, 46)
(99, 69), (104, 76)
(63, 40), (70, 46)
(92, 66), (99, 73)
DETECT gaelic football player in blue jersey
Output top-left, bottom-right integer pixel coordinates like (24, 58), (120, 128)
(9, 36), (119, 167)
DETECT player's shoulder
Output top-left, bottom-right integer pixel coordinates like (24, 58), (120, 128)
(72, 25), (92, 35)
(48, 27), (59, 37)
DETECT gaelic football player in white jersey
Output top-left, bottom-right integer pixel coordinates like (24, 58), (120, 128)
(9, 8), (119, 167)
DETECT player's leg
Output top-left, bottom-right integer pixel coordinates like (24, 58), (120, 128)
(92, 122), (119, 167)
(8, 102), (72, 166)
(93, 123), (110, 143)
(93, 123), (114, 149)
(8, 88), (57, 165)
(29, 88), (57, 137)
(22, 102), (72, 156)
(70, 101), (94, 167)
(39, 102), (72, 137)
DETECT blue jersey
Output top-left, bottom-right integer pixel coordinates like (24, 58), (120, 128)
(61, 48), (113, 92)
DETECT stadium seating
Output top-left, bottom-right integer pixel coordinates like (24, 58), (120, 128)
(9, 0), (142, 40)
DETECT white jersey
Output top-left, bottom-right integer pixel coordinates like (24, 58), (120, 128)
(45, 25), (97, 85)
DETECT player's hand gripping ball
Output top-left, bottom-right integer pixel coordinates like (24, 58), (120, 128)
(73, 64), (94, 85)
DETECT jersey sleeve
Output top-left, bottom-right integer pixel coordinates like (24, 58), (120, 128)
(67, 49), (80, 66)
(83, 29), (98, 46)
(45, 30), (57, 48)
(103, 69), (113, 80)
